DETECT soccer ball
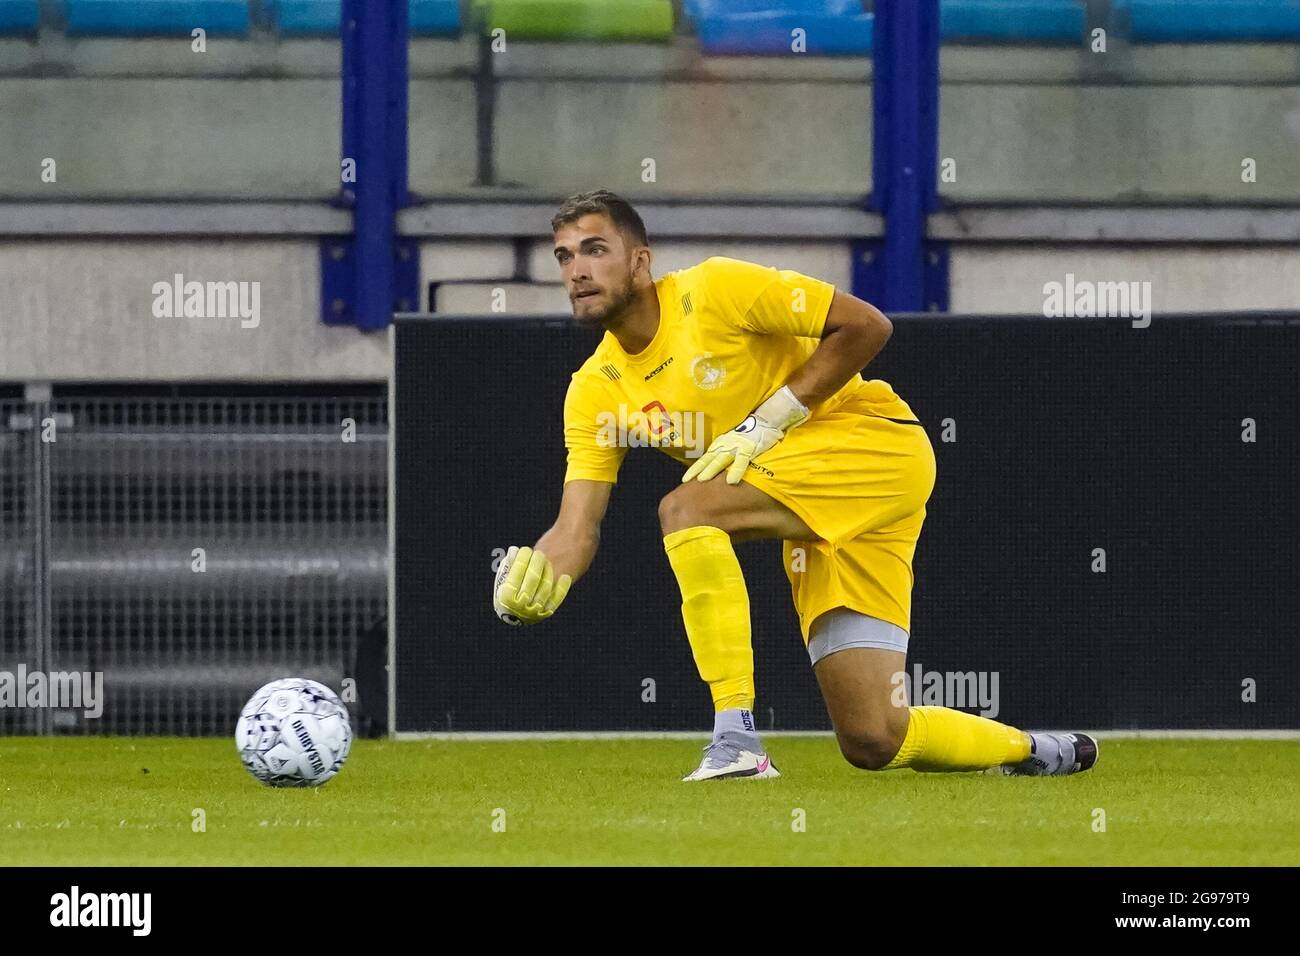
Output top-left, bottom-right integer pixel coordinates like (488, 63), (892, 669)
(493, 546), (524, 626)
(235, 678), (352, 787)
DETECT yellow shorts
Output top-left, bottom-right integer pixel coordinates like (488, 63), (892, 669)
(738, 379), (936, 644)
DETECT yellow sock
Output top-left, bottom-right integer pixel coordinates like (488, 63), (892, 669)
(882, 706), (1032, 771)
(663, 525), (754, 713)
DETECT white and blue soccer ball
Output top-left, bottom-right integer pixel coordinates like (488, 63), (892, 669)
(235, 677), (352, 788)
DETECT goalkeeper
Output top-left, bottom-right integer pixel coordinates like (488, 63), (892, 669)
(495, 190), (1097, 781)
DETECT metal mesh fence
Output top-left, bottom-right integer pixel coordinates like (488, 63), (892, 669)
(1, 395), (37, 733)
(4, 387), (387, 736)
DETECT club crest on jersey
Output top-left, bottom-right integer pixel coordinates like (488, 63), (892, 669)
(690, 353), (726, 390)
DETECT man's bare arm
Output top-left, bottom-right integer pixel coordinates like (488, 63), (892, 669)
(681, 288), (892, 485)
(532, 478), (613, 582)
(783, 290), (893, 408)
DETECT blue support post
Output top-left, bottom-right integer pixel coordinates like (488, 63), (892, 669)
(866, 0), (945, 312)
(325, 0), (417, 330)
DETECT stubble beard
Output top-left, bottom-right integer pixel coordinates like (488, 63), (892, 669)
(572, 277), (638, 332)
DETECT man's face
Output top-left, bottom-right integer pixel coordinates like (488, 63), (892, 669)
(553, 214), (642, 328)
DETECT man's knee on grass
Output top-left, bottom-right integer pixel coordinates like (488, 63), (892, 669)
(836, 718), (908, 771)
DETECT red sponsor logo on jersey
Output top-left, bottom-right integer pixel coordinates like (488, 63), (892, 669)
(641, 400), (672, 436)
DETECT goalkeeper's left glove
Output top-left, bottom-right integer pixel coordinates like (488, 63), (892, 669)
(682, 385), (810, 484)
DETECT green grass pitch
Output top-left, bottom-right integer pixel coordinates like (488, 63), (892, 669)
(2, 737), (1297, 866)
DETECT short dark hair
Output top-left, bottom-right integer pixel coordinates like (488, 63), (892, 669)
(551, 189), (649, 248)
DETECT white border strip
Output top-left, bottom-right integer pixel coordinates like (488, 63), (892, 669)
(394, 729), (1300, 742)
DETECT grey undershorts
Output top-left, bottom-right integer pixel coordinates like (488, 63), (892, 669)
(806, 606), (909, 666)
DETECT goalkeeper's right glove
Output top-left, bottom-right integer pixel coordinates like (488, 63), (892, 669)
(493, 545), (572, 626)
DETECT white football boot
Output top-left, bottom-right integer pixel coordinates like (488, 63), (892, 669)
(991, 731), (1099, 776)
(682, 733), (781, 781)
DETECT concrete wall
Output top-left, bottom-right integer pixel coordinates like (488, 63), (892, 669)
(0, 78), (478, 199)
(949, 246), (1300, 313)
(4, 238), (1296, 381)
(2, 39), (1296, 381)
(3, 42), (1299, 200)
(941, 84), (1300, 202)
(0, 239), (386, 380)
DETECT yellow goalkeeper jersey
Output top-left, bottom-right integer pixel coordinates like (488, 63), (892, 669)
(563, 256), (878, 485)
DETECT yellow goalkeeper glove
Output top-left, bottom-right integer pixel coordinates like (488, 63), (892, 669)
(682, 385), (810, 484)
(493, 545), (572, 626)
